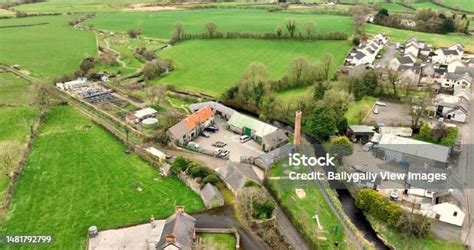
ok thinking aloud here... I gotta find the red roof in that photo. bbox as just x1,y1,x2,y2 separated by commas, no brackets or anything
184,106,214,129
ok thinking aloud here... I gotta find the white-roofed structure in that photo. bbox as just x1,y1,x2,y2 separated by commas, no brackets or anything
227,112,278,143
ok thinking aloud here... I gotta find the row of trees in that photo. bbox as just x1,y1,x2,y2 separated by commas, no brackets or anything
356,189,431,238
170,21,348,44
416,123,459,146
169,156,219,186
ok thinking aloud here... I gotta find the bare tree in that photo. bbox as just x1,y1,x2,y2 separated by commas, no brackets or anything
387,69,400,97
32,83,51,119
171,22,184,41
320,54,334,81
408,97,429,129
205,22,217,38
146,85,166,107
350,5,370,36
304,21,316,39
286,19,297,38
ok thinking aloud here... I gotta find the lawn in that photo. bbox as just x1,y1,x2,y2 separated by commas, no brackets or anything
267,161,346,249
412,1,452,11
440,0,474,12
367,215,465,250
199,233,236,250
1,106,204,248
156,39,351,96
345,96,377,125
0,73,31,106
366,24,474,52
10,0,156,13
0,15,96,80
89,9,353,39
377,3,414,13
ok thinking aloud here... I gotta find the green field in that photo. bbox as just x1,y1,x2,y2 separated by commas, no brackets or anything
441,0,474,12
412,1,452,11
0,73,31,106
345,96,377,125
268,162,346,248
378,3,414,13
9,0,157,13
0,15,96,80
156,39,351,96
366,24,474,52
1,106,204,248
90,9,353,39
199,233,236,249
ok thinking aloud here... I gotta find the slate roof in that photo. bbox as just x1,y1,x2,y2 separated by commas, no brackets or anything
200,183,224,208
454,66,474,78
349,125,375,134
257,144,295,169
398,55,415,65
157,209,196,250
354,51,366,60
190,101,235,118
262,130,288,148
217,162,259,192
445,72,472,82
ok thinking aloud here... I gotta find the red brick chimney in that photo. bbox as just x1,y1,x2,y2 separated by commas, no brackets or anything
294,111,302,145
175,205,185,214
165,234,176,244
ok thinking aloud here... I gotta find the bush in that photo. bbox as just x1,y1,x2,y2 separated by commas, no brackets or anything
244,179,262,188
202,174,219,185
169,156,189,176
188,165,212,179
252,198,275,220
328,136,353,161
127,28,141,38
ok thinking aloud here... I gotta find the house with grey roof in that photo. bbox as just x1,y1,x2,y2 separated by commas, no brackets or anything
200,183,224,209
262,129,289,152
433,93,470,123
190,101,236,120
217,162,259,194
344,33,385,67
157,206,196,250
432,44,464,64
254,144,295,170
440,72,472,90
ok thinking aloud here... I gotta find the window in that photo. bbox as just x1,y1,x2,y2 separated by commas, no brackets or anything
454,211,458,217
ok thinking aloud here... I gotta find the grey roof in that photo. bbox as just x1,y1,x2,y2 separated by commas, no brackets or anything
200,183,224,208
262,130,288,147
445,72,472,82
258,144,295,169
157,211,196,250
349,125,375,134
354,51,366,60
441,48,459,56
217,162,259,192
378,134,450,163
454,66,474,78
398,55,415,65
190,101,235,118
168,121,189,140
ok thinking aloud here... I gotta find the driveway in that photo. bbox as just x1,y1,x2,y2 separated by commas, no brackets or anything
366,102,412,127
192,117,264,162
376,43,397,68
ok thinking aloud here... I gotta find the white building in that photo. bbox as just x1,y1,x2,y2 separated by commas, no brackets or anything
432,44,464,64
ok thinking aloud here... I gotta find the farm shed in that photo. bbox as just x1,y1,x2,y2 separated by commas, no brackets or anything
167,106,214,145
145,147,167,163
347,125,375,142
190,101,236,120
217,162,259,194
255,144,295,170
261,129,289,152
226,112,278,143
200,183,224,209
379,127,413,137
376,134,450,168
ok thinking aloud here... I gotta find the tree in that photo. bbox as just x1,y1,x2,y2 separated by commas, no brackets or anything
286,19,297,38
320,54,334,81
127,28,141,38
288,57,311,87
142,60,163,80
238,62,271,107
409,97,428,129
32,83,50,119
350,5,370,36
387,69,400,97
328,136,353,162
79,57,95,74
170,156,189,175
171,22,184,42
0,141,17,180
275,26,283,37
205,22,217,38
146,85,166,107
417,123,433,142
308,105,337,140
304,21,316,39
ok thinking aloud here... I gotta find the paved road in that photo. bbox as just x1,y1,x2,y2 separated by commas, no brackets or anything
376,43,397,68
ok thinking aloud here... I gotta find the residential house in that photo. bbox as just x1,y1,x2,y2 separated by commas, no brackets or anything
447,60,467,73
399,63,422,84
168,106,214,145
375,134,450,168
389,54,416,71
227,112,278,144
440,72,472,90
430,202,465,227
432,44,464,64
200,183,224,209
433,93,470,123
261,129,289,152
190,101,236,120
157,206,196,250
344,34,385,67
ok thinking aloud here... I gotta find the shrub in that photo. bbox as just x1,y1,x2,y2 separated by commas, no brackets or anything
202,174,219,185
188,165,212,179
252,198,275,220
244,179,262,188
127,28,141,38
169,156,189,175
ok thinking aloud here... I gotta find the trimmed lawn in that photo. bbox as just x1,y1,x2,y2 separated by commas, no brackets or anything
0,15,96,80
267,162,346,249
199,233,236,250
441,0,474,12
345,96,377,125
0,73,31,106
366,24,474,52
367,215,465,250
1,106,204,248
90,9,353,39
156,39,351,96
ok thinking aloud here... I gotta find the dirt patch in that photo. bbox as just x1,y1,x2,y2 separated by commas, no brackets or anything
295,188,306,199
125,4,181,12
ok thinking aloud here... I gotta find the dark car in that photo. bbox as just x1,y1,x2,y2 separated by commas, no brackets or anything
205,125,219,133
200,131,211,138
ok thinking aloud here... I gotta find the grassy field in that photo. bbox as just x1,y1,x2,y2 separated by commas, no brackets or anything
345,96,377,125
9,0,158,13
156,39,351,96
0,73,31,106
0,15,96,80
1,106,204,248
367,215,465,250
412,1,452,11
366,24,474,52
199,233,236,249
440,0,474,12
268,162,346,248
89,9,353,39
377,3,414,13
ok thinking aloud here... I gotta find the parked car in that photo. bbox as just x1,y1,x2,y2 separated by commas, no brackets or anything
239,135,251,143
200,131,211,138
212,141,227,147
375,101,386,106
373,107,379,114
390,190,399,201
187,142,199,149
219,149,230,158
205,125,219,133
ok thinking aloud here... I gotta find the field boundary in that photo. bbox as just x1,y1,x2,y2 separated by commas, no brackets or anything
429,0,474,14
0,22,49,29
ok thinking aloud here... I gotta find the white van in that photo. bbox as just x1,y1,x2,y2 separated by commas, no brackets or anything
239,135,251,143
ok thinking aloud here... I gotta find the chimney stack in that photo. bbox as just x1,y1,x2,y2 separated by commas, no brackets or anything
165,234,176,244
294,111,302,145
175,205,185,214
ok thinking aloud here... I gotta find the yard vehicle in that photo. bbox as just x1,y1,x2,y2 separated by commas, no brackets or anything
205,125,219,132
373,107,379,114
376,101,386,106
390,190,399,201
187,142,199,149
200,131,211,138
239,135,251,143
212,141,227,147
214,148,230,159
